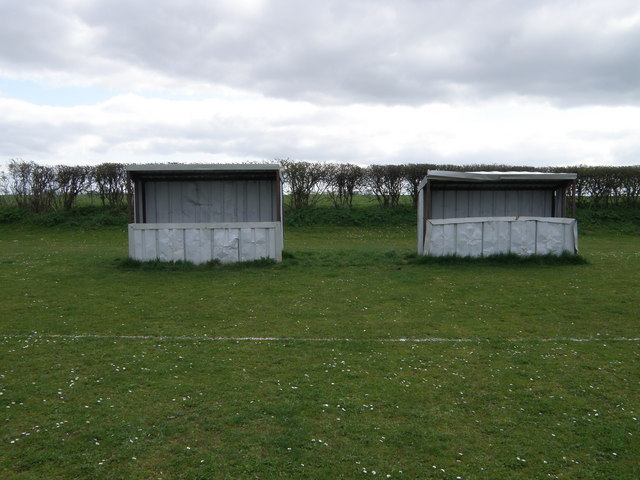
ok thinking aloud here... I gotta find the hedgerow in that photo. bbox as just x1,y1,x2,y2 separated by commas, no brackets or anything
1,160,638,216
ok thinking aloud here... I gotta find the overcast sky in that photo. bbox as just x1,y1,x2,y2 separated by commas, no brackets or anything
1,0,640,169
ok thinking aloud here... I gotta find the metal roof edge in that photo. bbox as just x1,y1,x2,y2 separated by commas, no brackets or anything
424,169,577,183
125,163,282,172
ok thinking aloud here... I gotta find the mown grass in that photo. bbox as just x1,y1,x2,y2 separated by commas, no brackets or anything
0,212,639,479
5,224,632,340
1,336,637,479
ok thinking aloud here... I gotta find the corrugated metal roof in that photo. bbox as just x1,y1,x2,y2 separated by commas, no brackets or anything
427,169,576,181
419,170,577,190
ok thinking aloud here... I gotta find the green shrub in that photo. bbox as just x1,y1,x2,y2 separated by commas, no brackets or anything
0,206,28,224
575,204,640,232
0,204,127,227
284,204,416,226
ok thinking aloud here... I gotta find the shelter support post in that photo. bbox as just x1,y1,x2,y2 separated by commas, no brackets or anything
423,181,430,249
126,171,133,224
134,179,143,224
276,172,282,222
571,180,577,218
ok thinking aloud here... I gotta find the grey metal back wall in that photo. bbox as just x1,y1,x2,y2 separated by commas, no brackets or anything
144,180,277,223
430,189,553,219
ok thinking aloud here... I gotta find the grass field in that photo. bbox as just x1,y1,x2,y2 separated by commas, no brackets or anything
0,220,639,479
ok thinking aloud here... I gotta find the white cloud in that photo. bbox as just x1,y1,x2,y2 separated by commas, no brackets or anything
1,93,639,169
2,0,640,104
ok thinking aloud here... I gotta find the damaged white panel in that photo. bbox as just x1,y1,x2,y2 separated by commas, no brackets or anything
565,221,579,253
536,221,563,255
482,221,510,256
456,221,482,257
269,228,276,259
129,222,281,264
428,224,445,257
185,228,212,264
154,228,183,262
142,229,157,261
239,228,260,262
169,229,185,262
129,227,138,260
213,228,240,264
156,229,173,262
510,220,536,256
253,227,269,259
442,223,457,256
423,217,578,257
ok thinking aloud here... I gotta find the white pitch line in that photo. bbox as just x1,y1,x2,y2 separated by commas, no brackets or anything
2,334,639,342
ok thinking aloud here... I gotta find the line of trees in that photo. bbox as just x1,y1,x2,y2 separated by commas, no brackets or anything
1,159,639,213
281,160,640,209
0,160,127,212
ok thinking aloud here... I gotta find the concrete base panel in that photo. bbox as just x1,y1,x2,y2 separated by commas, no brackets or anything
128,222,282,264
422,217,578,257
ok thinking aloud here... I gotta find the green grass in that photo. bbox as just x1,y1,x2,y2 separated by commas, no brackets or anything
1,336,637,479
0,220,639,479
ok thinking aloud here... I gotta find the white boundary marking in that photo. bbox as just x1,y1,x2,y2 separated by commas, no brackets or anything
2,334,639,343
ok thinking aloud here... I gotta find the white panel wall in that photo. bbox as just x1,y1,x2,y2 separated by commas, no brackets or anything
481,221,511,256
422,217,578,257
456,222,483,257
212,228,240,264
129,222,282,264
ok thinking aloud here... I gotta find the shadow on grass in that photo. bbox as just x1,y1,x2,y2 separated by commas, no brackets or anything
284,249,587,268
115,257,277,271
406,252,588,266
114,251,587,272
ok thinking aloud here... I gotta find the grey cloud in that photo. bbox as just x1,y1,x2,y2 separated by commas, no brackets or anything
0,1,99,74
2,0,640,106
